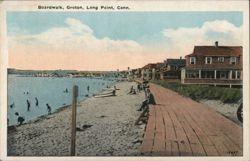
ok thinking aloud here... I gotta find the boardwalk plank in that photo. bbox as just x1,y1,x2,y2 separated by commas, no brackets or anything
190,143,207,156
202,145,219,156
171,140,180,156
209,135,231,156
139,83,243,156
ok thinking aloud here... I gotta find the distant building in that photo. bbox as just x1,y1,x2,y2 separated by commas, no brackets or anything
134,68,142,78
141,63,157,80
181,41,242,87
160,58,186,79
155,62,165,80
127,67,134,81
140,63,164,80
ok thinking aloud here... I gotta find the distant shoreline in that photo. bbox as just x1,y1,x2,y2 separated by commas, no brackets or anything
9,73,116,79
8,68,121,79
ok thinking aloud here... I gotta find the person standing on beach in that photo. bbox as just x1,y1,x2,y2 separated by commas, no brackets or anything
35,97,39,107
137,83,140,92
46,103,52,115
112,90,116,96
26,100,30,111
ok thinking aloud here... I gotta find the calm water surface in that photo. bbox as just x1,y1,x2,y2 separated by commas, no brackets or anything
7,74,116,126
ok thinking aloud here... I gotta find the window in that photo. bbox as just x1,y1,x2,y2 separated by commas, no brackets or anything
232,71,235,79
205,57,212,64
237,71,241,79
232,70,241,79
218,57,224,63
217,71,229,79
201,71,214,79
186,70,199,78
230,57,237,65
190,57,196,64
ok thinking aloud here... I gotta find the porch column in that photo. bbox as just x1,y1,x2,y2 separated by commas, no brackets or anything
229,70,232,80
181,68,185,84
199,70,201,79
235,71,238,79
214,70,217,79
152,68,155,80
146,69,148,80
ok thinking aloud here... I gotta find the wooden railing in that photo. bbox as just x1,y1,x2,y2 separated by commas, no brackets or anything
184,78,242,85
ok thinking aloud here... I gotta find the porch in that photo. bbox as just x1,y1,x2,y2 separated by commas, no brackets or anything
181,69,242,87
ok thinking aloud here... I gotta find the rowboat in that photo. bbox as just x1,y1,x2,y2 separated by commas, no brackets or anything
94,90,116,98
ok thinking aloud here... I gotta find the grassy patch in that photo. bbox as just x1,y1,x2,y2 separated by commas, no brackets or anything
151,80,242,103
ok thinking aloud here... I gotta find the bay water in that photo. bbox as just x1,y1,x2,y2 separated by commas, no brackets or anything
7,74,116,126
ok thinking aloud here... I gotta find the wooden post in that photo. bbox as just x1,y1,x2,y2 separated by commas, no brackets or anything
71,85,78,156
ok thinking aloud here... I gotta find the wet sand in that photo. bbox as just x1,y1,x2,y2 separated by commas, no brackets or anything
7,81,146,156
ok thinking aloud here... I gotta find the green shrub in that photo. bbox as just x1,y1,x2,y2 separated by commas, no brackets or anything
151,80,242,103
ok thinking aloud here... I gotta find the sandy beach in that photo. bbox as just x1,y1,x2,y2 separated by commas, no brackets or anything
7,81,146,156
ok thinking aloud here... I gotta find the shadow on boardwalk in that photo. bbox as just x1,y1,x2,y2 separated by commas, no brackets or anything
140,83,243,156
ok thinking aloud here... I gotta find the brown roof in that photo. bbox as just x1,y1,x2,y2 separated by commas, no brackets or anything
187,46,242,57
141,63,157,69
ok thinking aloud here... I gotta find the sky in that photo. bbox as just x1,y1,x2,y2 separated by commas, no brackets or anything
7,12,243,71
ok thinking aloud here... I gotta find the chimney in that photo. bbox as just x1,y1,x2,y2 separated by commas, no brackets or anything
215,41,219,48
180,56,182,59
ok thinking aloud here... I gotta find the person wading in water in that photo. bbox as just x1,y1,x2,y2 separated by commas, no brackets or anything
46,103,52,115
15,112,25,126
35,97,39,107
27,100,31,111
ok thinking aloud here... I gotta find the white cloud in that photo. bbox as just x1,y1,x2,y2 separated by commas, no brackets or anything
8,18,243,70
9,17,144,55
162,20,242,56
65,18,93,34
9,17,160,70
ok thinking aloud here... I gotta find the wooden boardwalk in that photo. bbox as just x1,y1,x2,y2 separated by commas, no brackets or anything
139,83,243,156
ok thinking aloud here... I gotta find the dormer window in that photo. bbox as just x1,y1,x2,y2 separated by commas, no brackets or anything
218,57,224,63
205,57,212,64
190,57,196,64
230,57,237,65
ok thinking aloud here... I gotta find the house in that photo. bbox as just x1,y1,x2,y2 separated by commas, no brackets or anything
134,68,142,78
181,41,242,88
155,62,165,79
160,58,186,79
140,63,164,80
141,63,157,80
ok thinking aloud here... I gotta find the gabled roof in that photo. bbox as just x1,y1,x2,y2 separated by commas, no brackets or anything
187,46,242,57
166,59,186,66
141,63,157,69
156,62,165,68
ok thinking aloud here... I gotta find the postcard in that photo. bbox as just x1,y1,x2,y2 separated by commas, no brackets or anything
0,1,249,161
